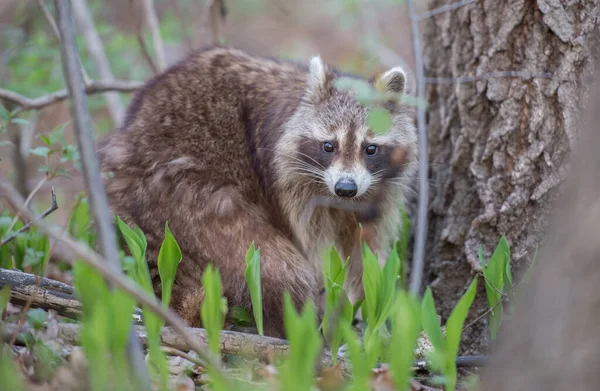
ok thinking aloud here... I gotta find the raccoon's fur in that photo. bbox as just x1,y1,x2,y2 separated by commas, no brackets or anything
97,46,418,338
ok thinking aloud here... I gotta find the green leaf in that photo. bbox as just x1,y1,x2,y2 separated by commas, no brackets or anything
244,242,263,335
38,164,52,173
321,283,353,363
54,167,71,179
157,221,182,308
22,248,46,268
229,305,254,327
40,134,51,147
420,287,445,361
200,264,227,356
333,77,375,104
0,104,8,121
29,146,50,157
280,292,322,391
361,242,381,326
340,323,371,391
0,285,11,314
26,308,48,331
390,290,421,391
367,107,392,134
443,276,478,391
482,236,510,340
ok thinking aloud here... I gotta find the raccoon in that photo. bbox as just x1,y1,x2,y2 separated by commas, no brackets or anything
97,46,418,338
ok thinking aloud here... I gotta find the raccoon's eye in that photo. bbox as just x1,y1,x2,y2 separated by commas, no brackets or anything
323,142,334,153
365,145,378,155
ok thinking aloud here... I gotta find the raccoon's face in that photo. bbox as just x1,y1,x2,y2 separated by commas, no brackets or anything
278,56,417,200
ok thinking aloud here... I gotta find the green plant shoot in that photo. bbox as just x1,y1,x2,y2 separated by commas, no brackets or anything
280,292,322,391
421,277,478,391
200,264,228,356
389,290,422,391
321,245,353,363
479,235,510,339
157,221,182,308
244,241,264,335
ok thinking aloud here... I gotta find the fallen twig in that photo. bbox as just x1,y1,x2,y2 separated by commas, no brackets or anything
1,322,348,374
0,187,58,247
0,268,80,319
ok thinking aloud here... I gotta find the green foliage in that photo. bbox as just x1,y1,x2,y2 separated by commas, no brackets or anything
73,262,138,391
389,290,421,391
479,235,510,340
361,241,401,366
0,286,10,315
340,323,371,391
157,222,183,308
0,345,29,391
321,246,353,363
116,217,179,391
367,107,393,134
279,292,322,391
421,278,478,391
200,264,228,356
244,242,264,335
67,194,95,248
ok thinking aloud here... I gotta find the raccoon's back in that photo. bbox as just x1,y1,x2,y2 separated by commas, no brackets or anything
102,47,309,191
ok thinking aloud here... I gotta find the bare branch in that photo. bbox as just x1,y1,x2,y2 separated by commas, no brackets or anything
140,0,167,71
129,0,159,75
0,80,142,112
0,176,227,381
53,0,150,386
407,0,429,295
71,0,126,125
0,187,57,247
2,322,349,375
416,0,477,21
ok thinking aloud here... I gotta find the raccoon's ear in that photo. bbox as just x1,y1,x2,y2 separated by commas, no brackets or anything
375,66,406,95
305,55,331,103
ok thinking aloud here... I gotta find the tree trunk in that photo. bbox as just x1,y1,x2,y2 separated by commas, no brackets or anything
421,0,599,353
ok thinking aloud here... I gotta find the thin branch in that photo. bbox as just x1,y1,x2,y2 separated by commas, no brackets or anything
407,0,429,295
416,0,477,21
71,0,125,125
140,0,167,71
130,0,159,75
53,1,150,387
0,80,143,112
0,177,228,382
0,187,57,247
161,346,205,368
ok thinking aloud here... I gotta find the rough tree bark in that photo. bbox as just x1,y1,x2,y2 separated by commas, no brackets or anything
420,0,600,353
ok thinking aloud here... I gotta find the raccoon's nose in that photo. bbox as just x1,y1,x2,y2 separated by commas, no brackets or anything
335,179,358,198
